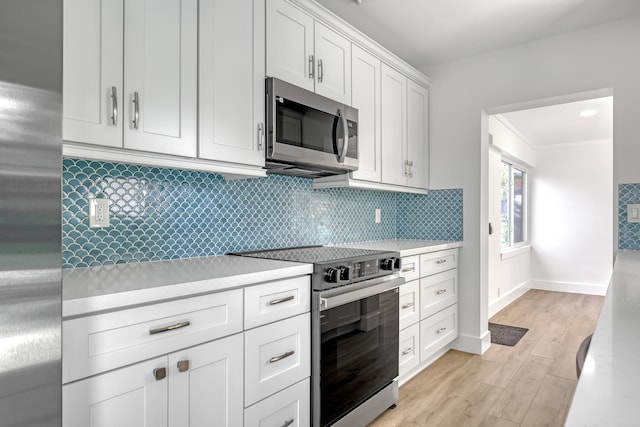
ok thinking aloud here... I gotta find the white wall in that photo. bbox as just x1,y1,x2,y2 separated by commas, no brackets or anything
424,14,640,354
530,141,613,295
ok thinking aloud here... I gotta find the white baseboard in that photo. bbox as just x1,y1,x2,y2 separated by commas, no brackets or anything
529,279,608,296
488,281,531,318
452,330,491,355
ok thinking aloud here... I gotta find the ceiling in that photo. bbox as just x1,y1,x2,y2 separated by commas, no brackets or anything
499,96,613,147
316,0,640,69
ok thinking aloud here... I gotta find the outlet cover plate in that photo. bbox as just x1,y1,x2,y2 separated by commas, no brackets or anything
89,198,110,228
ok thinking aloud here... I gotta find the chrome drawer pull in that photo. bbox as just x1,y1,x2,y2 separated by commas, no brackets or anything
401,265,415,273
282,419,294,427
435,259,447,265
270,350,295,363
402,347,413,355
149,320,191,335
269,295,295,305
435,289,447,295
110,86,118,125
401,302,414,309
132,91,139,129
153,367,166,381
436,327,447,334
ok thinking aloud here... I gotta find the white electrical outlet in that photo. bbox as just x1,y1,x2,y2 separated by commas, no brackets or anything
89,198,110,228
628,204,640,223
375,208,381,224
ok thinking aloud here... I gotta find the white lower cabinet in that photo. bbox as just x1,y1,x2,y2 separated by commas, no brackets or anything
244,378,310,427
398,322,420,378
63,333,243,427
398,249,459,384
244,313,311,407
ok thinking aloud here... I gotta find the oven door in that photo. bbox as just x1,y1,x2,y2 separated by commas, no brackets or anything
312,275,403,427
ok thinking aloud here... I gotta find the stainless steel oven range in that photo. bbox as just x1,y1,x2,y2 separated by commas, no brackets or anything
234,246,404,427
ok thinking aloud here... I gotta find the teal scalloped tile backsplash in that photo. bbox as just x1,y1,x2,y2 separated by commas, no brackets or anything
619,184,640,250
62,159,463,268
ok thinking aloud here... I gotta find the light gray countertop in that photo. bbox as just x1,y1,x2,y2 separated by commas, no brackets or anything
340,239,462,257
565,250,640,426
63,255,312,318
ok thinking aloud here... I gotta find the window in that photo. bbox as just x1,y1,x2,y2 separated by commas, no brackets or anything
501,161,527,248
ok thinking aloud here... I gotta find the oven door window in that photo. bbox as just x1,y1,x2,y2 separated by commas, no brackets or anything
320,288,399,426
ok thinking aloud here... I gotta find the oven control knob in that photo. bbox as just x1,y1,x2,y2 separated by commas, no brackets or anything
339,266,351,281
381,257,399,271
326,267,340,283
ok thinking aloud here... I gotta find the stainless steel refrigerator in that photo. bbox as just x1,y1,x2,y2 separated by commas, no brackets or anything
0,1,63,426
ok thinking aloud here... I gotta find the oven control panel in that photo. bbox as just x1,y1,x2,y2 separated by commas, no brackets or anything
324,257,400,285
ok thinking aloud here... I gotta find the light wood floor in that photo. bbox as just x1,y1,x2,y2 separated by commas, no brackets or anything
369,289,604,427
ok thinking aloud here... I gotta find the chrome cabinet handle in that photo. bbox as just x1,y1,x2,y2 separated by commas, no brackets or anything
281,419,294,427
436,327,447,334
269,295,295,305
318,59,323,82
149,320,190,335
435,289,447,295
269,350,294,363
110,86,118,125
337,108,349,163
401,264,415,273
132,91,139,129
309,55,315,79
401,302,414,309
402,347,413,355
435,259,447,265
153,367,167,381
177,360,190,373
404,160,409,176
408,160,414,178
257,122,265,151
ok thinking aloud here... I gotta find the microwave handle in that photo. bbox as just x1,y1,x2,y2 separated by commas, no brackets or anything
337,108,349,163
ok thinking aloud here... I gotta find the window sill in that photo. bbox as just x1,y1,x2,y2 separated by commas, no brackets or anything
500,245,531,260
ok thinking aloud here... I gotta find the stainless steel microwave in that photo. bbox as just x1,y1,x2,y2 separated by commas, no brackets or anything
265,77,358,178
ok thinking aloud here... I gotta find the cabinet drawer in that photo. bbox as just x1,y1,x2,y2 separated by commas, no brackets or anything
419,269,457,319
420,304,458,362
399,255,420,282
399,280,419,330
245,276,311,329
63,289,243,384
244,378,310,427
245,313,311,406
419,249,458,277
399,323,420,378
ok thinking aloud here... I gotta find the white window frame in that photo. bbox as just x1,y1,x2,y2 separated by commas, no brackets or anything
501,160,528,250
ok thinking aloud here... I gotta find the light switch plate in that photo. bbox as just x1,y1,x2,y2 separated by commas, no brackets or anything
89,198,110,228
627,204,640,223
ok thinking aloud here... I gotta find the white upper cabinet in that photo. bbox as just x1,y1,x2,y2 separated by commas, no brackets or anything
380,64,429,189
350,45,381,183
63,0,123,148
381,64,407,187
266,0,351,104
406,79,429,189
198,0,265,167
123,0,197,157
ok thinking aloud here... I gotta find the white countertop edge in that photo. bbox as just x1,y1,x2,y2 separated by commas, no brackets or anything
63,263,312,318
340,239,463,257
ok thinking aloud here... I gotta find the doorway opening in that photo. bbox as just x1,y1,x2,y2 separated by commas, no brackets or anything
484,92,613,317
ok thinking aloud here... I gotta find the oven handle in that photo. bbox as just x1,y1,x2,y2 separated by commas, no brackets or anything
318,275,404,311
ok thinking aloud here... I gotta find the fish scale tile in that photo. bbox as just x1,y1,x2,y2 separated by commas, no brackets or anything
62,158,463,268
619,184,640,250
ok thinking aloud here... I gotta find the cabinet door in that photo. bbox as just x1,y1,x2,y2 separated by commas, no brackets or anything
199,0,265,167
350,45,381,182
63,0,123,148
406,79,429,189
266,0,314,92
63,357,168,427
168,334,243,427
380,63,407,186
399,322,420,379
123,0,197,157
314,22,351,104
244,378,310,427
